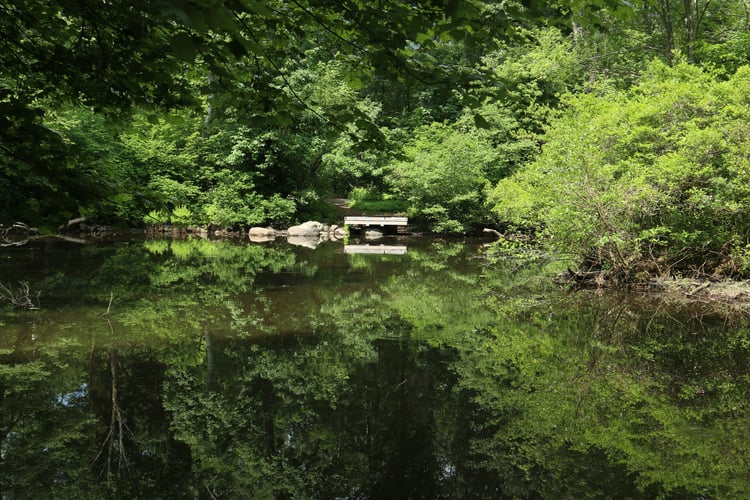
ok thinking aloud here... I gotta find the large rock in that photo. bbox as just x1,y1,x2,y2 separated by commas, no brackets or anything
248,227,276,237
248,227,276,242
287,221,323,236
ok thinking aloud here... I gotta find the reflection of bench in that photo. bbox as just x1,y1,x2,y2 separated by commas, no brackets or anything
344,245,408,255
344,216,408,227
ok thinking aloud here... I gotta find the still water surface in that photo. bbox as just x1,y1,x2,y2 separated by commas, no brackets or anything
1,236,749,498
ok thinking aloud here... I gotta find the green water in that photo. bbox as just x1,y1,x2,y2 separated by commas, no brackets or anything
1,236,748,499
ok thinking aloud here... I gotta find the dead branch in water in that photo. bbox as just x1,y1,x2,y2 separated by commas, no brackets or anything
99,292,114,318
1,222,36,246
0,281,40,309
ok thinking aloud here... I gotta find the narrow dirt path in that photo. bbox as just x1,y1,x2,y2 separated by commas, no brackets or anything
329,198,363,216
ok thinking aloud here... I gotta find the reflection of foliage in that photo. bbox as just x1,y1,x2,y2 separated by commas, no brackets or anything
1,239,750,497
159,292,384,496
382,241,490,342
451,293,750,498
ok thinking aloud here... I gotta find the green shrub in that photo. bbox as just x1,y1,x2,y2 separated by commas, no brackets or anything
143,209,169,225
491,60,750,280
385,103,535,233
170,205,193,226
201,170,296,227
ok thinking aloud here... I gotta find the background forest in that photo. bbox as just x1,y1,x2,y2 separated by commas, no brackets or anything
4,0,750,280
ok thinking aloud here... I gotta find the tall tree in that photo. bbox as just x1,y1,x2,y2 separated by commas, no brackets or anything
0,0,629,223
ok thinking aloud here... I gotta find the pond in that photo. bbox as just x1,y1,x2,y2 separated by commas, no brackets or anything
1,235,749,499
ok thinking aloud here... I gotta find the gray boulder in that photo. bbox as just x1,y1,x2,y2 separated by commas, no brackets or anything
248,227,276,237
287,221,323,236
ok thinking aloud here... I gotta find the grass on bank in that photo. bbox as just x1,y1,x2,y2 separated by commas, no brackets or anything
347,188,408,215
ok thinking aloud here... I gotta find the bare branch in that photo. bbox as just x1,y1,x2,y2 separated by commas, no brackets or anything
0,281,40,309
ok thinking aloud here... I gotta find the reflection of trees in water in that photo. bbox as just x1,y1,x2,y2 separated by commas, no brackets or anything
2,239,750,497
481,292,750,498
93,347,132,480
571,292,750,405
93,304,134,480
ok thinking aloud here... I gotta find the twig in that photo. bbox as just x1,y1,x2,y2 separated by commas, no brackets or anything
483,228,502,238
686,281,711,297
205,485,219,500
99,292,113,317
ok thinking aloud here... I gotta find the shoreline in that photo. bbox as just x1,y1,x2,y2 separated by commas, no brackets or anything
6,221,750,307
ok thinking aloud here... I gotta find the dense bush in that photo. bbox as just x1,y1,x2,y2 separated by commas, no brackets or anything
491,61,750,280
386,104,535,233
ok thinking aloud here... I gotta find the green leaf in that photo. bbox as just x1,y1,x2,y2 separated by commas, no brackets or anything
170,32,198,62
473,112,490,129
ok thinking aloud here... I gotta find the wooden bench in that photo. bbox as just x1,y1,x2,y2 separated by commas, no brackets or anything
344,216,408,227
